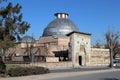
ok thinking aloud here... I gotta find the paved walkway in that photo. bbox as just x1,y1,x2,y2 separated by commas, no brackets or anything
0,68,120,80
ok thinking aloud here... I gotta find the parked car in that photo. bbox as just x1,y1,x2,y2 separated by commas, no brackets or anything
113,59,120,67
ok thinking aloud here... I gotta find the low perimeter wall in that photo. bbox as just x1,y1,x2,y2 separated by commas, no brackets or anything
90,48,110,66
21,61,72,69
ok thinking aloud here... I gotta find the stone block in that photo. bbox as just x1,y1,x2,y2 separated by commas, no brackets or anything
46,57,59,62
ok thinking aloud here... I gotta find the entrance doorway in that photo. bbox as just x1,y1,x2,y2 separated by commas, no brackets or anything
79,56,82,65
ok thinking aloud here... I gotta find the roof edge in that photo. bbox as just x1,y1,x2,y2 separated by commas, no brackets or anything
67,31,91,36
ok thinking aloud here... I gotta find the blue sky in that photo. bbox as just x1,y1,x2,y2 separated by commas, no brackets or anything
1,0,120,45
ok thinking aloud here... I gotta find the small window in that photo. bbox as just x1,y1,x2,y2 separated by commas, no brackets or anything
82,38,84,41
86,42,88,44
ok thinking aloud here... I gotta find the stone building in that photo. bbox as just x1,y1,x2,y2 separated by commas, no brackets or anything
67,32,110,67
4,13,110,67
35,13,79,62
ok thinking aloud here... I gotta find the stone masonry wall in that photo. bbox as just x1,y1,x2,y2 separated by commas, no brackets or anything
89,48,110,66
21,62,73,69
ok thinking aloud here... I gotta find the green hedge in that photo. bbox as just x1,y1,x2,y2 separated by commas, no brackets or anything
8,66,49,77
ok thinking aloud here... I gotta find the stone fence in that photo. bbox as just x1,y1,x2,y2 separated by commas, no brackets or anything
20,61,73,69
90,48,110,66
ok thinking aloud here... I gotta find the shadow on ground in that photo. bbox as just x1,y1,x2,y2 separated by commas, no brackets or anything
101,78,120,80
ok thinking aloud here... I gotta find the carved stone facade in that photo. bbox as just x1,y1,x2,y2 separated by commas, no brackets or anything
68,32,110,67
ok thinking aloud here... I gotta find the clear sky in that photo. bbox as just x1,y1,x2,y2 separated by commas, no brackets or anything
1,0,120,45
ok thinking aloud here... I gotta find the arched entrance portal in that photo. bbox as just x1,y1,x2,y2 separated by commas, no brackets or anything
79,45,85,66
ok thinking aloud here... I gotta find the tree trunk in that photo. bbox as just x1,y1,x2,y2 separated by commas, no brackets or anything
110,48,113,68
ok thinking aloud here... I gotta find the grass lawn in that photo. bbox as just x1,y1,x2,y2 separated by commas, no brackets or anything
6,64,20,71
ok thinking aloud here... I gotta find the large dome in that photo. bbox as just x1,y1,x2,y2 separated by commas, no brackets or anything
42,13,79,37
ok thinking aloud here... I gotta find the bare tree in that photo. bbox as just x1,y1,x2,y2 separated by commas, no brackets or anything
113,41,120,58
105,29,120,68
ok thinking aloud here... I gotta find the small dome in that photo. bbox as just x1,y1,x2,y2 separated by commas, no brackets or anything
21,36,35,43
42,13,79,37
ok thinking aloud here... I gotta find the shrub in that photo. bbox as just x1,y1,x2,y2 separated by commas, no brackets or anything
8,66,49,77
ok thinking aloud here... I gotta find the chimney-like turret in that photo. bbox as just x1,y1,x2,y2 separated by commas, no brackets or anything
54,13,68,19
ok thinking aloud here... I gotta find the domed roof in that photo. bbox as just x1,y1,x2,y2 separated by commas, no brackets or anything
21,36,35,43
42,13,79,37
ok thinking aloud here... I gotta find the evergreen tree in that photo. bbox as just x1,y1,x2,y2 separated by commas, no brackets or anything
0,56,6,74
0,1,30,56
